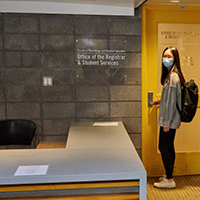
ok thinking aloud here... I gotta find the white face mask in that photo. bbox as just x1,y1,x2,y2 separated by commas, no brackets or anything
162,58,174,68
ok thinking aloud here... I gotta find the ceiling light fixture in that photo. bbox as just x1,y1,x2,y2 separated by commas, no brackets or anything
170,0,180,2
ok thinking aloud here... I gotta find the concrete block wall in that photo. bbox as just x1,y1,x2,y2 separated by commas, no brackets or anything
0,8,142,155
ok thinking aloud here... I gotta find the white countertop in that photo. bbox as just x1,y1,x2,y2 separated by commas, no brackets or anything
67,121,134,148
0,146,145,185
0,122,146,189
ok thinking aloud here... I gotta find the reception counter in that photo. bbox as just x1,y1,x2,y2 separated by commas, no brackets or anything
0,122,146,200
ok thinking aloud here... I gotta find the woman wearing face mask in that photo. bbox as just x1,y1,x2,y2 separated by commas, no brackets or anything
152,47,185,189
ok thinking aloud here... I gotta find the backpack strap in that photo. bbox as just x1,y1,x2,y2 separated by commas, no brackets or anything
176,103,181,117
176,82,185,118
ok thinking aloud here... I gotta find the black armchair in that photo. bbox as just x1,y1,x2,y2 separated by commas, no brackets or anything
0,119,37,146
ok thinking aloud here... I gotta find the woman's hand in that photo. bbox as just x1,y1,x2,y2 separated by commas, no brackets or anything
163,124,170,132
152,100,160,106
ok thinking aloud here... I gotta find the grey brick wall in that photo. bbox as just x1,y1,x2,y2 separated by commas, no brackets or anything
0,8,142,155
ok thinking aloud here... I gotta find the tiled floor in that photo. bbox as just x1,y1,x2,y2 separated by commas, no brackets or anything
147,175,200,200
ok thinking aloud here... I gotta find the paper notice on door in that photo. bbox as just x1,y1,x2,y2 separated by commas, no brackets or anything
14,165,49,176
93,122,118,126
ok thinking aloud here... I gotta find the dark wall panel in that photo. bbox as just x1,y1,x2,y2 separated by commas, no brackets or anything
0,9,142,155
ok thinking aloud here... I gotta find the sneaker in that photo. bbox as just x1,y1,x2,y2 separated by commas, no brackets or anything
154,179,176,189
159,175,166,182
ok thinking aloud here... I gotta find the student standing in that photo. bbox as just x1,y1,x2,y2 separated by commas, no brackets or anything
152,47,185,189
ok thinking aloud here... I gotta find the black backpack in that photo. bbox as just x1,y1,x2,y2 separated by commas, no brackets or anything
176,79,199,123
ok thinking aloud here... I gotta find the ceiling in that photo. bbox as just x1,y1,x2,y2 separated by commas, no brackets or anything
0,0,199,15
0,0,147,15
145,0,200,6
0,0,146,8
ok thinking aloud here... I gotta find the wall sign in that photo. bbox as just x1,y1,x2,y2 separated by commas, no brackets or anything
77,49,126,67
158,23,200,93
75,38,127,80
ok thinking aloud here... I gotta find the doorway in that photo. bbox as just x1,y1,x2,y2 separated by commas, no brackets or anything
142,4,200,176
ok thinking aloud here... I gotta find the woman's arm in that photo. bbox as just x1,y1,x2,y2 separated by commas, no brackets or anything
163,73,180,130
152,100,160,105
163,124,170,132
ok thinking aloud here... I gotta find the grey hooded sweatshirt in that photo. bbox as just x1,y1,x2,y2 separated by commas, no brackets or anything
158,72,182,129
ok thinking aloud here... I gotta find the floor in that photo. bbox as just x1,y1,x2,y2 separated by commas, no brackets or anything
147,175,200,200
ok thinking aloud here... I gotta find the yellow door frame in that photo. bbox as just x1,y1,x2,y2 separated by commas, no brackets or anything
142,4,200,176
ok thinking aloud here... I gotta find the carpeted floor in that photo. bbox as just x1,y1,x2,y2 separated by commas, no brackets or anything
147,175,200,200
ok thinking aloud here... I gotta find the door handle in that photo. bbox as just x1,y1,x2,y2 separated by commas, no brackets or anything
148,91,153,107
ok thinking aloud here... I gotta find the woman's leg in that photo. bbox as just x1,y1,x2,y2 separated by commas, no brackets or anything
168,130,176,176
159,127,176,179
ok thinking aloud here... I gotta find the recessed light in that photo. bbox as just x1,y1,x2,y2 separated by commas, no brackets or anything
170,0,180,2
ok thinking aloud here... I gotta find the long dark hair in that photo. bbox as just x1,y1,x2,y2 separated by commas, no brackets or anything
161,47,186,86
